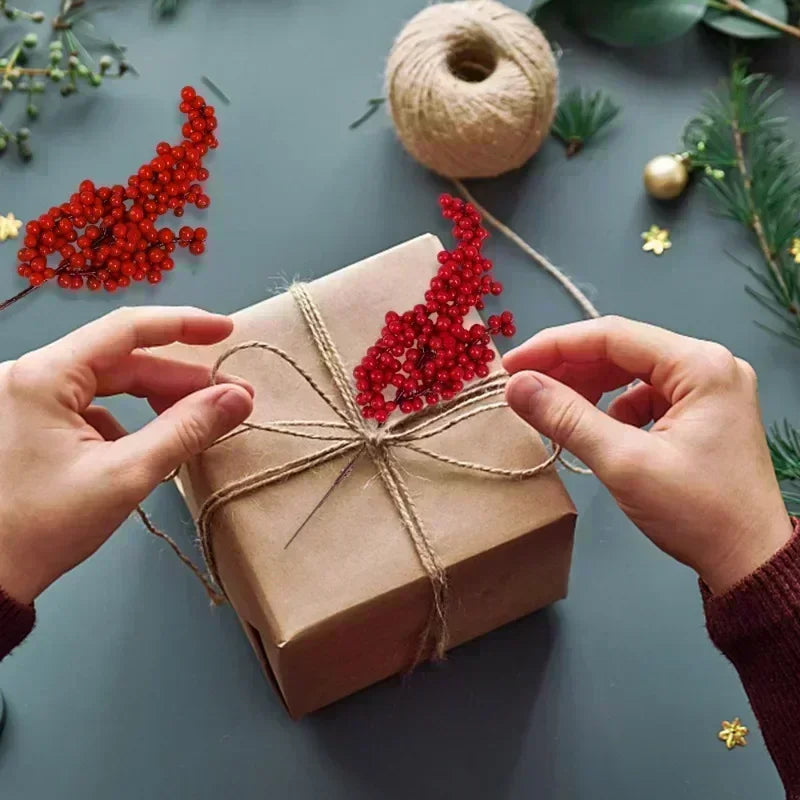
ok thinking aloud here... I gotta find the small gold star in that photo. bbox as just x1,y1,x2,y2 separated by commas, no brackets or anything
718,718,748,750
790,238,800,264
641,224,671,256
0,212,23,242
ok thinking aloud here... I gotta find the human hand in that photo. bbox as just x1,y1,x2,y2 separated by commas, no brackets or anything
503,316,793,594
0,307,254,605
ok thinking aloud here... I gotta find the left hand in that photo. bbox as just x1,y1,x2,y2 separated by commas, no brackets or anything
0,306,254,604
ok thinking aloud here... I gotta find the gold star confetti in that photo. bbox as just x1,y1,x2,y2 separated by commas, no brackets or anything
641,224,671,256
0,212,22,242
790,238,800,264
718,718,748,750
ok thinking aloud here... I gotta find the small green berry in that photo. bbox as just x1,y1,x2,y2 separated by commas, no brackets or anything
23,33,38,48
76,63,89,77
99,55,113,74
49,51,62,65
31,10,46,22
0,59,7,69
68,54,79,68
713,168,725,180
697,140,706,152
1,79,13,92
31,79,44,94
17,79,29,92
49,40,62,51
18,142,32,162
49,67,64,81
89,72,102,87
16,127,30,141
26,103,38,119
0,137,7,152
4,8,19,20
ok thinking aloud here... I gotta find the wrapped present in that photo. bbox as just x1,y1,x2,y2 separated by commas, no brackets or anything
162,234,576,718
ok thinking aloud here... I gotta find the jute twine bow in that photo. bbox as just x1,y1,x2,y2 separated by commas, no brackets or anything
140,283,587,664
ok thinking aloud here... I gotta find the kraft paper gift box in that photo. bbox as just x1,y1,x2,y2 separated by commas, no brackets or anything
162,233,577,718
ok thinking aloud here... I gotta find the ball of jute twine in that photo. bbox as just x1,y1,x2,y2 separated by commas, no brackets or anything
386,0,558,179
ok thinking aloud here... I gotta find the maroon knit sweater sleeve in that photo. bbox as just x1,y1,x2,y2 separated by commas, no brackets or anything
0,585,35,661
702,518,800,799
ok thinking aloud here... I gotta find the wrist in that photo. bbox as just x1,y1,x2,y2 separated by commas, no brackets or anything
0,524,47,605
700,513,794,594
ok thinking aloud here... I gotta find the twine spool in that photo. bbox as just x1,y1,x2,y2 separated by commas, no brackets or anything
385,0,558,179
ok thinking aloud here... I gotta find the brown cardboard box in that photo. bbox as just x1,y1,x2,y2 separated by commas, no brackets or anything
164,234,576,718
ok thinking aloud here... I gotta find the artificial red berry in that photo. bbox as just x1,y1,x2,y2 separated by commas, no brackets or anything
10,86,216,302
352,194,511,422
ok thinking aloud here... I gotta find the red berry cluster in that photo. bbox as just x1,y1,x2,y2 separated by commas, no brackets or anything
14,86,217,295
353,193,515,423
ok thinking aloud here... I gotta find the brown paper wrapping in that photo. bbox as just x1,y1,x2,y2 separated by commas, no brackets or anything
162,234,576,718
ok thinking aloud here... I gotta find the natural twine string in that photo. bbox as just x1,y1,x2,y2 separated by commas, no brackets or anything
137,283,584,663
385,0,558,179
451,180,601,320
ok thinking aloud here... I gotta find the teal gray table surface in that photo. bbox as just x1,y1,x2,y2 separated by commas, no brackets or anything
0,1,797,797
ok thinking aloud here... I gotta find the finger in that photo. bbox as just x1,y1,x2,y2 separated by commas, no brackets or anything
108,384,253,493
548,360,639,402
503,316,697,401
95,352,254,400
49,307,234,371
607,382,671,428
82,405,129,441
506,370,645,477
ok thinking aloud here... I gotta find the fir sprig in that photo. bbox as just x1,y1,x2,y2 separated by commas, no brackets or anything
683,61,800,346
768,421,800,513
551,88,620,157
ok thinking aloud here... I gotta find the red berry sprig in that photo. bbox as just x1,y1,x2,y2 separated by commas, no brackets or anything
353,193,515,423
3,85,217,309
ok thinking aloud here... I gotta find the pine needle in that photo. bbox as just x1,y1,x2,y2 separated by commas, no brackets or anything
768,420,800,513
551,87,620,157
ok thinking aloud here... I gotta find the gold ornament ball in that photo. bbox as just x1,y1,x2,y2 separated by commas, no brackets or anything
643,155,689,200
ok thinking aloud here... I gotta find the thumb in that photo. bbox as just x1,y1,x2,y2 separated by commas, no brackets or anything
110,383,253,494
506,371,629,476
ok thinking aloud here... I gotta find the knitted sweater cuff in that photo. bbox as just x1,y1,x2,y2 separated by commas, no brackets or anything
702,517,800,798
0,584,35,661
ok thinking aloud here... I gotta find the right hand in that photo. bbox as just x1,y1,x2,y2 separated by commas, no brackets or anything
503,316,793,594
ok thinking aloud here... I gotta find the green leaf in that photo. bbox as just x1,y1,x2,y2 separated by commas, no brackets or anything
703,0,787,38
566,0,708,46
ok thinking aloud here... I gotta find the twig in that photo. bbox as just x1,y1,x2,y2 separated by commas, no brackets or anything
730,115,792,301
724,0,800,39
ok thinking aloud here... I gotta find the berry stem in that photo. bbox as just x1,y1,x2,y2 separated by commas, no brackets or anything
0,282,40,311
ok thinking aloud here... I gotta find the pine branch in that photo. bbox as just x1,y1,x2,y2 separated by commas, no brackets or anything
551,88,620,157
683,61,800,344
768,420,800,513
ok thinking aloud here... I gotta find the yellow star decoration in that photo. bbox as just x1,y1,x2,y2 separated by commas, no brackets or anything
790,237,800,264
0,212,23,242
641,224,672,256
718,718,749,750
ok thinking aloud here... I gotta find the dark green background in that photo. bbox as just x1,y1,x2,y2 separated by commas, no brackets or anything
0,1,797,797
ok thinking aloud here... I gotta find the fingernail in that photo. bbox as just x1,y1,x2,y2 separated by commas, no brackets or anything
216,372,255,397
214,385,253,417
507,372,544,412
